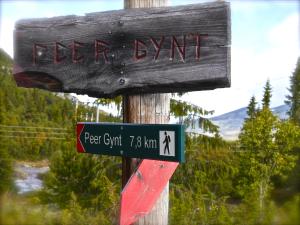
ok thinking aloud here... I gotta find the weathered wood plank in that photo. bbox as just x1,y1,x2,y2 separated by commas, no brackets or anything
14,1,231,98
122,92,173,225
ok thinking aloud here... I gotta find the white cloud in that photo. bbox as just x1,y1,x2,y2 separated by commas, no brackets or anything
12,0,38,9
0,18,15,57
268,13,299,50
181,13,299,116
232,0,298,13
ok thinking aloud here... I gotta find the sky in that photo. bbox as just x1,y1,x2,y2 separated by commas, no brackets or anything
0,0,299,116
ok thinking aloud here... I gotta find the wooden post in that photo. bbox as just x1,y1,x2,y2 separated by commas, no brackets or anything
123,95,171,225
122,1,170,224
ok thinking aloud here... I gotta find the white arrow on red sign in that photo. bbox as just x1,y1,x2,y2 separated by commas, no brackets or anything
120,160,179,225
76,123,85,153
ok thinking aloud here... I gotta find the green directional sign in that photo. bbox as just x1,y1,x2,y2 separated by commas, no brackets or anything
77,123,185,163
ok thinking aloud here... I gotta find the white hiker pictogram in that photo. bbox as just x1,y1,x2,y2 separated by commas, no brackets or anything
159,131,175,156
163,131,171,154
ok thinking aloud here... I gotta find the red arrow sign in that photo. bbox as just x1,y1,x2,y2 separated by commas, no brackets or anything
76,123,85,153
120,160,179,225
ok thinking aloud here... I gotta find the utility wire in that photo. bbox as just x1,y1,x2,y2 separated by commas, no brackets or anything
0,124,68,130
0,130,68,135
0,135,67,140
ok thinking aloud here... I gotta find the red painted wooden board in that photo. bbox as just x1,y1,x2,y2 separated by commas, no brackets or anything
120,159,179,225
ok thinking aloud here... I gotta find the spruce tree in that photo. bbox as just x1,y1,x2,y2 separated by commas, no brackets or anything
247,96,258,119
262,80,272,109
239,85,300,222
285,58,300,125
240,96,259,153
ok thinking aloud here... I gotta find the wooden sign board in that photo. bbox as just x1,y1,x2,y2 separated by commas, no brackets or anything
13,1,231,98
77,122,185,162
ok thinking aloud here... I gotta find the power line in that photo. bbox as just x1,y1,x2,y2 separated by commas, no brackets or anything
0,135,67,140
0,130,68,135
0,124,68,130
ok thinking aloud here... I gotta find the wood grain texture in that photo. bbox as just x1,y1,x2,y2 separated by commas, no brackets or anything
125,0,169,8
122,93,171,225
122,5,171,225
14,1,231,98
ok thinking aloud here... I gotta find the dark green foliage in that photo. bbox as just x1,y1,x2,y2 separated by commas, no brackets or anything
262,80,272,109
0,142,13,195
0,51,13,196
240,96,261,153
170,98,219,134
0,48,120,160
286,57,300,125
0,51,72,160
246,96,258,119
94,96,122,116
170,135,238,224
237,83,300,223
41,141,120,222
41,121,120,224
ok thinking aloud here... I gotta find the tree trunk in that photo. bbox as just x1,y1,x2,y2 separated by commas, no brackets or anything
259,179,267,223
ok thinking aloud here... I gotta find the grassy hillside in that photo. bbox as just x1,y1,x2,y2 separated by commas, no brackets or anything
0,48,120,160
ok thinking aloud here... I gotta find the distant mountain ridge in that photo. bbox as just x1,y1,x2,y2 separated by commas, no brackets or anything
210,105,290,140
